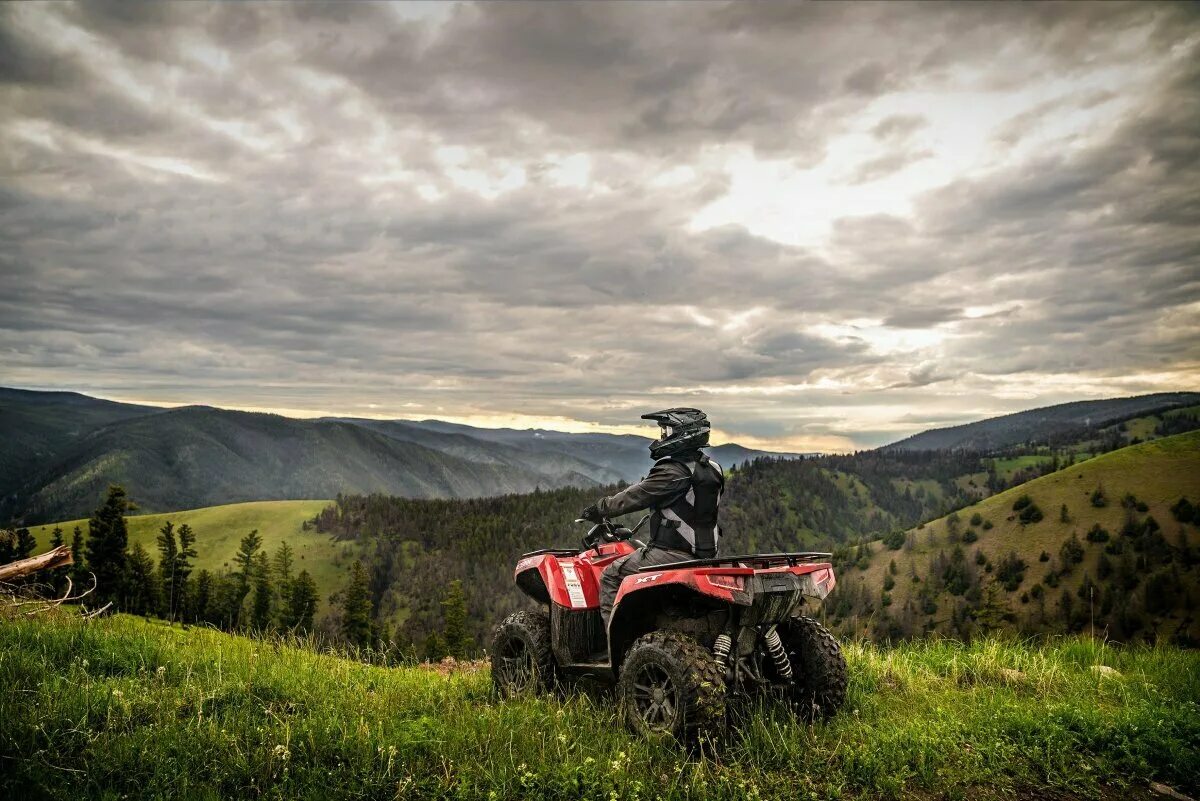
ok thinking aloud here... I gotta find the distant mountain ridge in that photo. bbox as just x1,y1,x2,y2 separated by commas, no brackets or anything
0,388,797,523
885,392,1200,452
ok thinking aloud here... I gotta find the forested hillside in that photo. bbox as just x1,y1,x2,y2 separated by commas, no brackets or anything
0,388,156,511
886,392,1200,451
0,388,792,523
828,431,1200,644
14,406,594,523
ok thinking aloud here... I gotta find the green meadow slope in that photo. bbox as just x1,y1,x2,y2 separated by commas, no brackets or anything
29,500,348,609
833,431,1200,642
2,612,1197,800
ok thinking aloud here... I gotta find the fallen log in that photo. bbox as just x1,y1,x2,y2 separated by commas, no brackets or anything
0,545,74,583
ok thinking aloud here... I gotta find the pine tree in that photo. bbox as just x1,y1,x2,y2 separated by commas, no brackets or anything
340,561,373,649
175,524,197,620
69,526,88,591
272,541,295,616
251,552,273,631
442,579,470,660
423,631,448,662
283,569,318,632
231,529,262,628
85,485,132,607
156,521,179,619
48,527,68,595
125,542,160,616
16,528,36,559
0,529,13,564
191,569,213,624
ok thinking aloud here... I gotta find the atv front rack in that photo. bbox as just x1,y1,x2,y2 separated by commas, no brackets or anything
519,547,582,558
635,552,833,572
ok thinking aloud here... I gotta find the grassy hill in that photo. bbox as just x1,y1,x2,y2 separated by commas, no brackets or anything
28,500,348,611
833,431,1200,643
2,612,1197,800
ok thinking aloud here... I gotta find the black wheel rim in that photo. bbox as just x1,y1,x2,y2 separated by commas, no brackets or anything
630,663,679,730
497,636,534,689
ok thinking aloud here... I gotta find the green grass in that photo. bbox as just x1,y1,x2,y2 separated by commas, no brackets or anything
989,454,1053,481
28,500,346,610
2,612,1196,800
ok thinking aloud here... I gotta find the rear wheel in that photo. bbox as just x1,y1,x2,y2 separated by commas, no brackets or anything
618,631,725,740
778,616,848,720
490,610,555,696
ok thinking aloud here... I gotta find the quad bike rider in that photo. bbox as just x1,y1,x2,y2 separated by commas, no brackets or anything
491,408,848,741
580,408,725,630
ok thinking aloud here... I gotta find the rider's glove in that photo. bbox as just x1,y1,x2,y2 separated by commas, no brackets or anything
579,504,602,522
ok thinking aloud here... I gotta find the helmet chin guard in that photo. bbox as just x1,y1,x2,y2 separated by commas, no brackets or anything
641,408,710,460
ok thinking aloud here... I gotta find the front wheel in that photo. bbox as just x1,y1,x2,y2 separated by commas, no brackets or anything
490,610,555,696
777,616,848,720
617,631,725,740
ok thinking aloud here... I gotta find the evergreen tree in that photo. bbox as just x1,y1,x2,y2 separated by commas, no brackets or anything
156,521,179,619
250,552,273,631
423,631,448,662
85,485,132,607
283,569,319,632
69,526,88,591
272,541,294,585
175,524,197,619
442,579,470,660
272,541,295,615
125,542,160,616
191,569,213,624
0,529,13,564
48,526,68,595
340,561,373,649
16,528,36,559
230,529,262,628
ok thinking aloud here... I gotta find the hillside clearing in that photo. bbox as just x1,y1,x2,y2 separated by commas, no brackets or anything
27,500,346,610
1,612,1197,800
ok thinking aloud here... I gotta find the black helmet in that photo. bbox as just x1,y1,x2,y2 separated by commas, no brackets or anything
641,407,710,460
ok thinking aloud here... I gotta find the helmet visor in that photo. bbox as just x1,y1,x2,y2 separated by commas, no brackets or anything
659,424,674,439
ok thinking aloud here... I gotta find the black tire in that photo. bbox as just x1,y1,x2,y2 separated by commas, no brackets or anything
490,610,555,696
617,631,726,740
778,616,848,720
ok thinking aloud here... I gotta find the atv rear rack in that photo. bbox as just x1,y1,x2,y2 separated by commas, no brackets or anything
635,552,833,572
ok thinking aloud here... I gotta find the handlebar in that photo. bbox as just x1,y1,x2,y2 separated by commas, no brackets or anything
577,514,650,551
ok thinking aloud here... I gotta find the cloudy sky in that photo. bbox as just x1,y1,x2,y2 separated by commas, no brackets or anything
2,2,1198,450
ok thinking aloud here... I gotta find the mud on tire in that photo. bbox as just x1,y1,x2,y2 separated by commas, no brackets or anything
490,609,555,696
617,631,726,740
779,616,848,720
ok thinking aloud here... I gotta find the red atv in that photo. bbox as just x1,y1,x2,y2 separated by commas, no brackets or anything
490,516,848,740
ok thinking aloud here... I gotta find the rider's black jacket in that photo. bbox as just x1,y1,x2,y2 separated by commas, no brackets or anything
593,449,724,557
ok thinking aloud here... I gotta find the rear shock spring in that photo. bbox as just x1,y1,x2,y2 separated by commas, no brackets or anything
712,633,733,668
763,627,793,681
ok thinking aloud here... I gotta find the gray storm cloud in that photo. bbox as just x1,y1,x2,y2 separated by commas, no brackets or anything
1,1,1197,450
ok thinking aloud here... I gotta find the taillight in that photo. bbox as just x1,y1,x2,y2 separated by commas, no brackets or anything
709,574,745,590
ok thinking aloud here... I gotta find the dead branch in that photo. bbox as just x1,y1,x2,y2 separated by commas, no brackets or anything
2,570,103,618
0,545,74,582
81,601,112,620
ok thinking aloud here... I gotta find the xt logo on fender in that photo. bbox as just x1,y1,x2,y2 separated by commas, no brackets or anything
635,573,662,584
